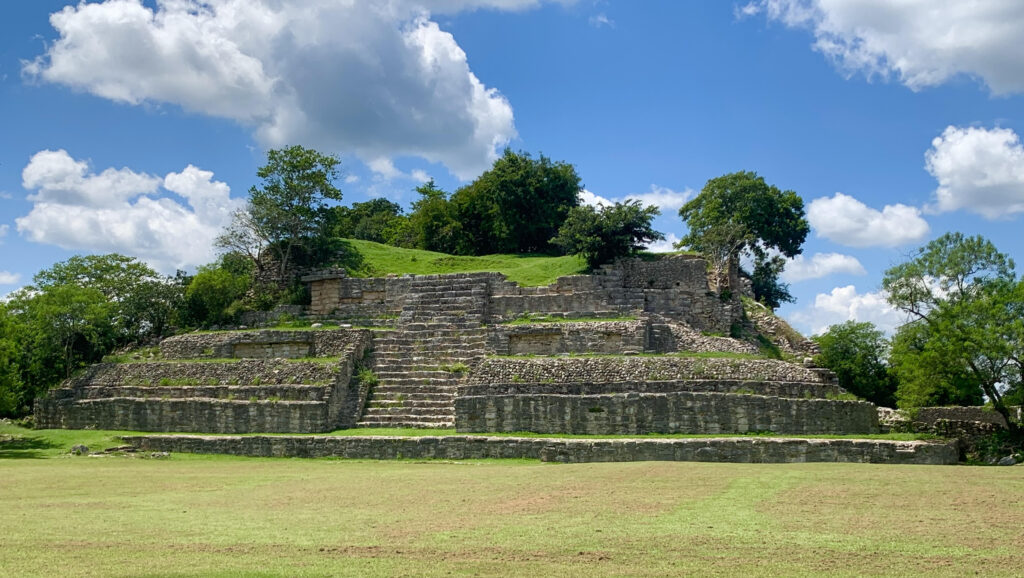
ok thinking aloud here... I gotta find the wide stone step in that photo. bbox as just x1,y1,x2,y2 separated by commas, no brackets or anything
373,382,458,392
355,415,455,428
354,420,454,428
362,406,454,417
367,391,455,401
368,399,452,408
377,376,458,385
375,370,453,379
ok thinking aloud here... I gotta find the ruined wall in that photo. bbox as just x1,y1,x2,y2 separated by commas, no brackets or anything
458,378,846,399
63,360,338,387
304,256,744,334
36,331,372,433
304,271,409,320
486,321,647,356
160,329,369,360
37,398,328,433
124,434,958,465
455,392,878,435
469,356,835,385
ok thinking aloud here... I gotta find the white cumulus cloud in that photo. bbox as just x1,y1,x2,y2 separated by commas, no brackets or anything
22,0,548,179
15,150,241,274
744,0,1024,94
0,271,21,285
580,185,692,213
782,252,866,283
925,125,1024,219
807,192,929,248
787,285,908,336
646,233,681,253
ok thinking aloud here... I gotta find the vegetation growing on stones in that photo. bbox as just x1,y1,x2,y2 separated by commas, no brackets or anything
678,171,808,306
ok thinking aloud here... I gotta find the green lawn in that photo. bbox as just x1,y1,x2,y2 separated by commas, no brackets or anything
340,238,589,286
1,426,1021,577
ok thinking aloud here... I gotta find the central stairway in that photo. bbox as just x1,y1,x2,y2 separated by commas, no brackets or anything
357,275,490,428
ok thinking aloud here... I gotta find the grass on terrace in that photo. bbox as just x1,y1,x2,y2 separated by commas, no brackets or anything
1,424,1021,577
339,238,590,286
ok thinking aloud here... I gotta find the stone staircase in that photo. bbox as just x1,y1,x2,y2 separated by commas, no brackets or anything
358,275,490,429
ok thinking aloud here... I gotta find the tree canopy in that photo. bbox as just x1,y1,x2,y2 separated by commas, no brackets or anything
882,233,1022,429
551,200,664,269
220,146,343,280
678,171,808,301
449,149,581,255
812,321,898,407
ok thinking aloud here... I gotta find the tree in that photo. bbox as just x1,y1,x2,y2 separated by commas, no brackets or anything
551,200,664,269
749,254,794,310
678,171,808,298
181,257,254,328
889,320,985,408
812,321,898,407
406,180,461,254
882,233,1022,430
330,198,407,245
226,146,343,280
30,253,182,342
450,149,581,255
0,304,26,417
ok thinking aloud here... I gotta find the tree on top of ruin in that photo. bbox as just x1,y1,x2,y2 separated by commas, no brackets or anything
217,146,343,281
678,171,808,304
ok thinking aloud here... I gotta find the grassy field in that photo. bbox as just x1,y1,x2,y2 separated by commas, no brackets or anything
339,238,590,286
2,426,1022,577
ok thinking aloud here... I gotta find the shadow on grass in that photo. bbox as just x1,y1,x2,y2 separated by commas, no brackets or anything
0,434,60,459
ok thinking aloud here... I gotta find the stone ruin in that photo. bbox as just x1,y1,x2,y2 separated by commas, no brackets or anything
36,255,959,464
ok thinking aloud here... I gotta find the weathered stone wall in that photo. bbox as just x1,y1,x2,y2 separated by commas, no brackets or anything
123,434,958,465
160,329,370,360
486,321,647,356
304,256,744,334
36,330,372,433
469,356,835,385
455,392,878,435
37,399,328,433
64,360,339,387
458,378,846,399
645,318,760,354
303,271,409,320
47,384,327,401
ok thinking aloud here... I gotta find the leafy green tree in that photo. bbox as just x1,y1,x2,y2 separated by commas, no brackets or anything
450,149,581,255
181,257,253,328
30,253,182,342
889,320,985,408
0,304,26,417
225,146,343,280
551,200,664,269
331,198,407,244
883,233,1022,429
812,321,898,407
406,180,461,254
678,171,808,298
749,255,794,310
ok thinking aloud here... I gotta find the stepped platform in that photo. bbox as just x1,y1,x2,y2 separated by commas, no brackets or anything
35,330,372,434
121,434,958,465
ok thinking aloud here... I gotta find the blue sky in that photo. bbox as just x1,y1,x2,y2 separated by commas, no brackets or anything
2,0,1023,336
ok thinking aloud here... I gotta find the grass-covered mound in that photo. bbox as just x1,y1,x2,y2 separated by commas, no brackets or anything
336,239,590,286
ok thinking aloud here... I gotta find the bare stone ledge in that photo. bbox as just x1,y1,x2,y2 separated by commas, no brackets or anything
121,435,958,465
